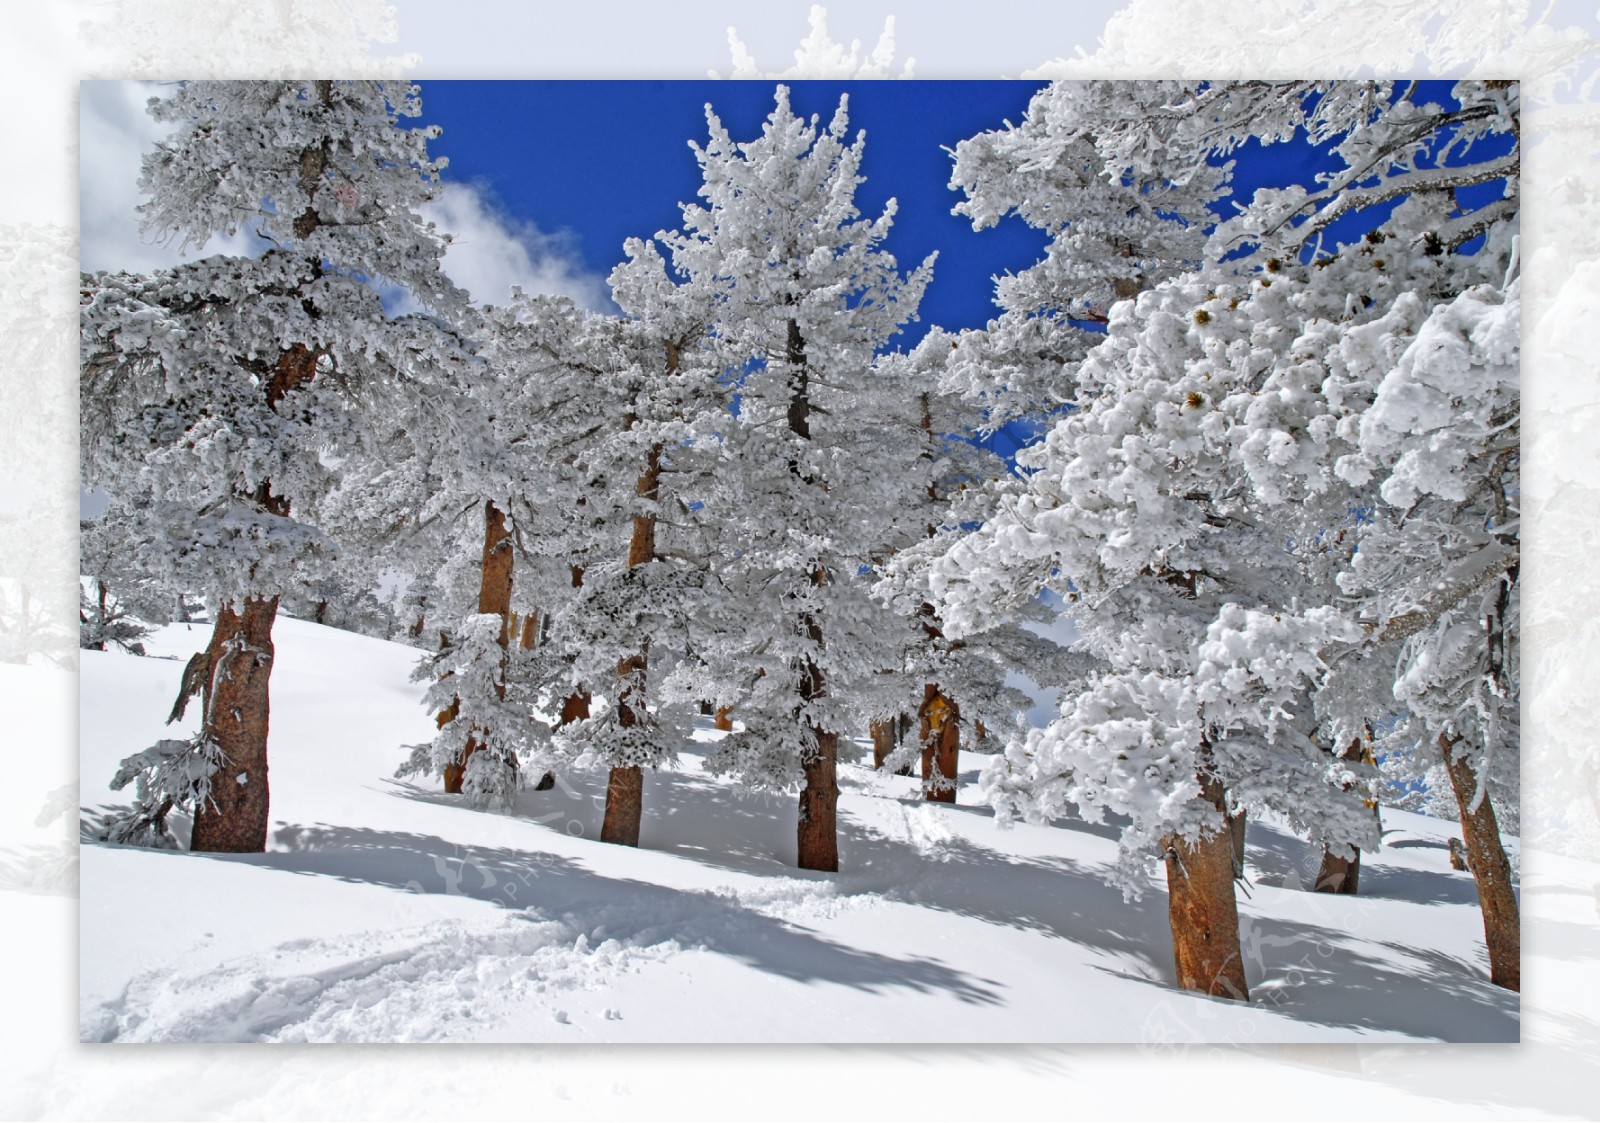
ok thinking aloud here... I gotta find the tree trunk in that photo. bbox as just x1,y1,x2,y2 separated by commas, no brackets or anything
190,334,320,851
1313,732,1371,894
1227,808,1247,877
556,563,592,728
1162,772,1248,1000
93,580,110,651
871,718,894,770
796,592,837,872
434,636,464,790
602,642,647,846
913,398,960,805
798,727,839,872
506,607,556,791
1440,733,1520,991
871,715,914,773
601,432,664,847
560,690,590,724
601,764,643,847
785,316,838,872
919,684,959,803
444,501,515,794
190,596,278,853
1314,844,1360,894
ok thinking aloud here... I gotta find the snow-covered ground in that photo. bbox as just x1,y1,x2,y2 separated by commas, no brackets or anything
78,617,1530,1044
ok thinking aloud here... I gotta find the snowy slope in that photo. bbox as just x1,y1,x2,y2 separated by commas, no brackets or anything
79,618,1525,1043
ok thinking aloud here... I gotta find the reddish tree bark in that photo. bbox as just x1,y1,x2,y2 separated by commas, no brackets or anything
1441,733,1520,991
443,501,515,794
187,98,334,854
785,317,839,873
559,689,591,724
601,765,643,847
798,724,840,872
870,718,894,770
1314,845,1361,894
602,434,663,847
1162,771,1249,1001
190,596,279,852
919,684,959,803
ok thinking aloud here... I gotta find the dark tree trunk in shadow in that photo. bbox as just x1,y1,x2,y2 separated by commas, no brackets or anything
601,764,643,847
871,718,894,770
798,728,839,872
1227,808,1247,877
1314,844,1361,894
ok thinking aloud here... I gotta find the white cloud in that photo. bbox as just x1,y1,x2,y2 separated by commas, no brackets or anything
79,80,263,274
80,82,611,312
420,183,613,313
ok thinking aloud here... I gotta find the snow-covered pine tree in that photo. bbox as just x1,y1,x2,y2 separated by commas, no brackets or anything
378,292,602,807
81,80,464,851
869,335,1071,803
937,80,1228,432
647,86,934,871
913,79,1519,998
418,268,722,839
542,238,729,847
875,81,1231,814
1330,237,1520,986
1199,79,1522,987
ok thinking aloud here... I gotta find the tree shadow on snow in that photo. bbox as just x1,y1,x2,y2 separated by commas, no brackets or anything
170,821,1010,1009
378,755,1518,1041
657,763,1519,1039
1241,817,1484,908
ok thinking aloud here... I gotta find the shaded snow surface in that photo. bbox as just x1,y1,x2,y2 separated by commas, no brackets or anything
80,618,1522,1043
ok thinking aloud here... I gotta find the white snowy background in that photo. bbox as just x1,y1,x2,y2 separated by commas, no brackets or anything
4,0,1600,1118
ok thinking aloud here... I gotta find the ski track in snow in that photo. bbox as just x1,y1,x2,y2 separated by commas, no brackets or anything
83,912,680,1043
79,824,881,1042
865,800,956,861
83,872,884,1043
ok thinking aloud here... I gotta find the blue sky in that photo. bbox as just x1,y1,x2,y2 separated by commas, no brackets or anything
412,80,1053,338
404,79,1499,340
83,79,1504,343
80,78,1504,480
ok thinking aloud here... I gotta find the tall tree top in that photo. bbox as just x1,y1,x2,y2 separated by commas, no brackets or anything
659,84,934,362
138,80,462,313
